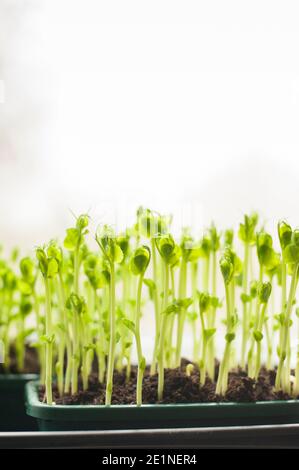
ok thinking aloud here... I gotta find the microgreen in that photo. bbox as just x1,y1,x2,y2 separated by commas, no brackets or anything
36,246,59,404
238,214,258,369
95,225,124,405
3,209,299,405
128,245,151,405
215,248,238,395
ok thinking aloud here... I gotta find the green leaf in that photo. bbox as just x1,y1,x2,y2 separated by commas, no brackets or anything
238,213,258,245
130,246,151,275
219,255,234,285
143,278,156,299
64,228,79,251
109,244,124,264
19,257,35,284
278,221,292,251
117,234,130,259
256,231,280,270
40,334,55,344
250,280,258,298
36,248,48,277
163,302,179,315
210,296,222,309
47,242,63,266
198,292,211,313
181,235,201,262
241,292,251,304
253,330,263,342
76,214,89,230
115,331,121,344
187,311,198,322
224,229,234,247
47,258,58,278
140,356,146,372
155,234,180,266
84,343,96,352
163,298,193,315
198,235,211,258
122,318,136,334
284,243,299,265
20,299,32,316
56,322,67,333
96,225,124,264
274,313,285,326
204,328,216,340
225,332,235,343
137,207,169,238
66,293,86,315
209,224,220,252
177,297,193,309
258,282,272,304
18,279,32,296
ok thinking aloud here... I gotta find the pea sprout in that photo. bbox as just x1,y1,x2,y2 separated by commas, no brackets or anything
2,209,299,405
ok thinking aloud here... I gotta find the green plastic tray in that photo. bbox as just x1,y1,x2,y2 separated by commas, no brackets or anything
0,374,38,431
25,381,299,431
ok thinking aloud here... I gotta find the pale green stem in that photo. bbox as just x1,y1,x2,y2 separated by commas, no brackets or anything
275,264,298,390
44,278,53,405
254,303,268,380
175,258,187,367
95,291,106,383
71,248,80,394
105,262,116,405
294,313,299,396
207,250,217,380
241,242,249,369
135,274,144,406
199,309,207,386
58,273,72,394
216,284,232,395
168,266,176,367
150,238,160,375
248,301,261,378
158,263,169,400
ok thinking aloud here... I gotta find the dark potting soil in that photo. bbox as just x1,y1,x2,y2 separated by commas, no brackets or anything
0,345,39,374
39,360,293,405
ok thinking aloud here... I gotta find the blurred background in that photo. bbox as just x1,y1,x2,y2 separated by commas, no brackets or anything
1,0,299,252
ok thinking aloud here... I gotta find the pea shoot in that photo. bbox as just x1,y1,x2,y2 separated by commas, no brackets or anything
2,209,299,405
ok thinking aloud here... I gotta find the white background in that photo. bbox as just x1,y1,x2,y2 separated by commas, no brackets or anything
1,0,299,250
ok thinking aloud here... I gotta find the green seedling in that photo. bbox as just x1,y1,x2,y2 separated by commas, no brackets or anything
155,233,180,400
127,245,151,405
3,209,299,406
238,213,258,369
96,225,124,405
175,233,200,368
137,207,167,375
249,282,272,380
216,248,237,396
198,292,216,386
36,246,59,404
275,226,299,392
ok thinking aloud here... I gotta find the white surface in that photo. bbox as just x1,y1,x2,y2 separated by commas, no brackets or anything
0,1,299,249
1,1,299,362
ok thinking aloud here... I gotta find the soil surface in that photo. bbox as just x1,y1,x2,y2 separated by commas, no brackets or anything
0,345,39,374
39,360,294,405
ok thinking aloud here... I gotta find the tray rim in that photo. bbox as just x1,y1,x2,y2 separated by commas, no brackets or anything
26,380,299,421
